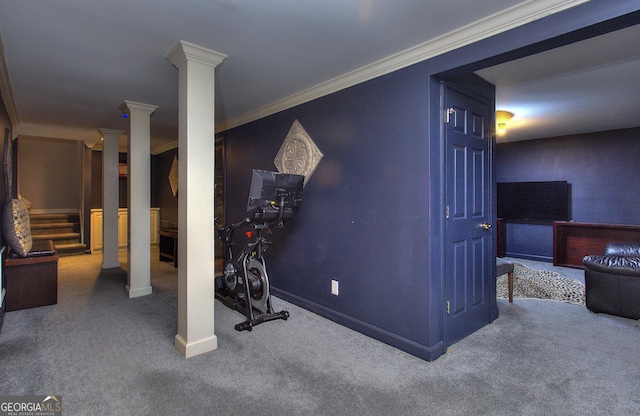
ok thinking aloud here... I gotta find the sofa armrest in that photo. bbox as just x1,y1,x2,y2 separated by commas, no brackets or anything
604,242,640,257
583,255,640,277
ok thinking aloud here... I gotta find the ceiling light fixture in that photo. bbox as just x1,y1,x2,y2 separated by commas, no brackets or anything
496,110,514,136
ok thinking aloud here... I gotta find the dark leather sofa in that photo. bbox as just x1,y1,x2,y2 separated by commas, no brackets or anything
582,242,640,319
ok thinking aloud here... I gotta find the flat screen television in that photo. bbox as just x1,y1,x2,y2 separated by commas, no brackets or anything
497,181,570,221
247,169,304,224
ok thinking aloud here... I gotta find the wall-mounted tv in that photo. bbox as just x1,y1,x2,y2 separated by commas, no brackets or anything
497,181,570,222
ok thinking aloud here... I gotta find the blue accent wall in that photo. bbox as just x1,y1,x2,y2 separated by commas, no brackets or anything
497,128,640,260
223,70,437,357
220,1,640,360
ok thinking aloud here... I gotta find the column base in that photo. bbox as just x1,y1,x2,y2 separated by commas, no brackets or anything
102,261,120,269
126,285,153,298
175,333,218,358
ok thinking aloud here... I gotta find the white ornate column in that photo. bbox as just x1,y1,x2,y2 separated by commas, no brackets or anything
98,128,123,269
119,100,157,298
166,41,227,358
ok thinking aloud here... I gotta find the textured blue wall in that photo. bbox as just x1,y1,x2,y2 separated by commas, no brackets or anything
223,69,436,353
496,128,640,260
220,1,640,359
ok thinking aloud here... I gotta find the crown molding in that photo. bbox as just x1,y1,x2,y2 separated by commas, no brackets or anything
152,140,178,155
215,0,588,133
15,122,103,142
14,121,175,154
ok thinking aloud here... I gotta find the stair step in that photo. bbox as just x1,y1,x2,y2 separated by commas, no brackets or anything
31,222,75,228
33,233,81,245
55,243,87,257
29,213,80,224
30,222,77,235
28,212,84,256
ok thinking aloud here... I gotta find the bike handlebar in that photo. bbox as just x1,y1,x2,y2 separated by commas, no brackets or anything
233,217,252,229
221,191,290,237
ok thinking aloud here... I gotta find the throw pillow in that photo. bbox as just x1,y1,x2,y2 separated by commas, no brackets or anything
2,199,32,257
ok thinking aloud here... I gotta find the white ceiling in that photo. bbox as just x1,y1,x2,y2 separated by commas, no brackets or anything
477,23,640,142
0,0,636,152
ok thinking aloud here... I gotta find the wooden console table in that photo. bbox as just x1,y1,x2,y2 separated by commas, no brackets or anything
158,229,178,267
553,222,640,268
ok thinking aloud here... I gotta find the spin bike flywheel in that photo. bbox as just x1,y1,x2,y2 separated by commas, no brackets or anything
245,258,269,310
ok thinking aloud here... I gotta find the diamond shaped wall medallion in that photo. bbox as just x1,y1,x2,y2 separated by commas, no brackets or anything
274,119,323,185
168,154,178,197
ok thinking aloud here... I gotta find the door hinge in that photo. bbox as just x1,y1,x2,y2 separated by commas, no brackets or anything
446,205,450,219
446,107,455,123
446,301,450,315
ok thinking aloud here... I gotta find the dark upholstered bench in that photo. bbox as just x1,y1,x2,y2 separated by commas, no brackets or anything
4,239,59,311
497,258,515,302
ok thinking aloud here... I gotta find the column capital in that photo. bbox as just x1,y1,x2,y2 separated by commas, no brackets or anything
98,128,124,138
165,40,227,69
119,101,158,117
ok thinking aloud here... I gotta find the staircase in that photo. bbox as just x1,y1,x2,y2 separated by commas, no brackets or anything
29,212,86,256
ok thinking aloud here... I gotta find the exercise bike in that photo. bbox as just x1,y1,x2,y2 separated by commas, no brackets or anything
215,170,304,331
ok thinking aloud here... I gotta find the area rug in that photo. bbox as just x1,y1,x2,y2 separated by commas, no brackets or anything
497,262,585,305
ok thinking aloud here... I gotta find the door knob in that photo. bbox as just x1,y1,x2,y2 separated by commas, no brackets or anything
481,222,492,230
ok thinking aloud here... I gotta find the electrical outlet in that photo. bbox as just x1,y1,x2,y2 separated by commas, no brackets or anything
331,280,339,296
